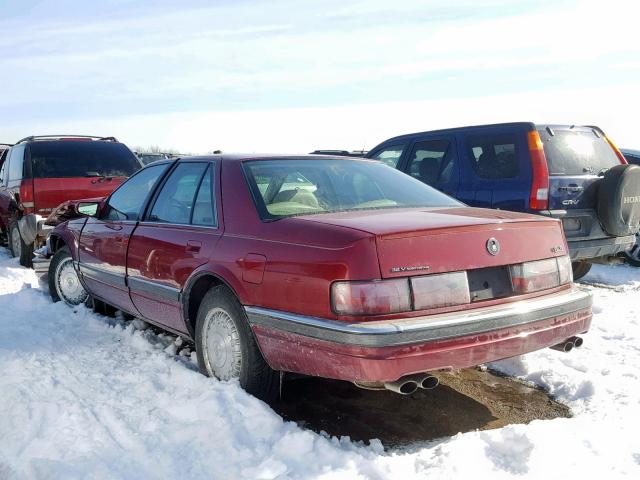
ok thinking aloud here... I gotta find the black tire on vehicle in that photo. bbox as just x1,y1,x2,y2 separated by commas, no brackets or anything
19,238,34,268
195,285,279,401
89,296,118,316
597,164,640,237
8,221,21,259
49,246,88,305
623,235,640,267
571,261,592,280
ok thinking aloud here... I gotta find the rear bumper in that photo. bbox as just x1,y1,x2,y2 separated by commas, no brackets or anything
246,287,592,382
567,235,635,261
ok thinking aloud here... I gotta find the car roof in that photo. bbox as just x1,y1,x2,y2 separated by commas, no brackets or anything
173,153,378,163
621,148,640,157
373,122,607,147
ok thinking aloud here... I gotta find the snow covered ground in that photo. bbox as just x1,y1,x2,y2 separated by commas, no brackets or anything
0,248,639,479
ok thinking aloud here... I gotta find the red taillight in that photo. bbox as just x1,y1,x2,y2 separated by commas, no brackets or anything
19,179,34,214
527,130,549,210
510,255,572,294
331,279,411,315
604,135,628,164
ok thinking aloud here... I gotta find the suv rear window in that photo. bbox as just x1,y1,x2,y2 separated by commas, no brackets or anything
538,128,620,176
29,141,140,178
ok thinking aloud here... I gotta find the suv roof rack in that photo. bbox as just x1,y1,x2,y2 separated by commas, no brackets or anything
15,135,118,144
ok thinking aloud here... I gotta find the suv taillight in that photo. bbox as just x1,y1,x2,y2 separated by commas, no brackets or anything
527,130,549,210
19,179,34,214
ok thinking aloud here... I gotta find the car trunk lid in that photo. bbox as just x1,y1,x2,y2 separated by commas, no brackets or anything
296,207,567,278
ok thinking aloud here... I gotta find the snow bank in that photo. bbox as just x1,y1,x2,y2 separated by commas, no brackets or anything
0,247,639,479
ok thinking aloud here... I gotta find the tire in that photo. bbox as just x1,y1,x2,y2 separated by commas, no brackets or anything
8,221,21,259
597,164,640,237
19,238,34,268
195,285,279,401
623,235,640,267
88,296,118,316
572,261,592,281
49,246,88,305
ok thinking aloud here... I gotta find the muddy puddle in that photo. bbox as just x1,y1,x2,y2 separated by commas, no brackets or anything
271,368,571,447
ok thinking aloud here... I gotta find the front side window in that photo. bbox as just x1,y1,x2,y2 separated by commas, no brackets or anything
148,162,208,225
244,158,461,220
407,139,454,185
103,163,169,221
369,144,405,168
468,134,519,179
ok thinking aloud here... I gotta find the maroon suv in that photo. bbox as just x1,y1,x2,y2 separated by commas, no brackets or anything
0,135,141,266
41,155,592,400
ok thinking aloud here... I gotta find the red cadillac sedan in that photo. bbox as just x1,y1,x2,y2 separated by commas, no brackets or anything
40,155,592,400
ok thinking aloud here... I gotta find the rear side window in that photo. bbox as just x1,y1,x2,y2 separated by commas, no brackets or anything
406,139,454,185
370,144,405,168
29,141,140,178
539,129,622,175
468,134,519,179
149,162,209,225
8,145,26,180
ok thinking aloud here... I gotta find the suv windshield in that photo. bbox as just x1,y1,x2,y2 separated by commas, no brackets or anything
244,158,461,219
538,128,620,175
29,141,140,178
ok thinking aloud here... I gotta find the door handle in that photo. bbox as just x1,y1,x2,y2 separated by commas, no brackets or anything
186,240,202,253
105,223,123,231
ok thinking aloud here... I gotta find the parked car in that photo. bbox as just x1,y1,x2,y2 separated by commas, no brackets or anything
136,152,171,165
38,154,592,400
310,150,367,157
0,135,142,267
367,123,640,279
620,148,640,266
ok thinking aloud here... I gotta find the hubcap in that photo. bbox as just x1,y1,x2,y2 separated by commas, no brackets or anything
202,307,242,381
55,258,88,305
11,227,21,258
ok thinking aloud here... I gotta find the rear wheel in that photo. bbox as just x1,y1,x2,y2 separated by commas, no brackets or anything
49,247,88,305
195,285,279,401
623,235,640,267
8,222,21,259
572,261,592,281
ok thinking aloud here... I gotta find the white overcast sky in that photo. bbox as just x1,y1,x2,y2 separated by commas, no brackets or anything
1,0,639,153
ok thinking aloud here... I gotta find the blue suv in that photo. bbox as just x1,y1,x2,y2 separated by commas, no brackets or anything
367,122,640,279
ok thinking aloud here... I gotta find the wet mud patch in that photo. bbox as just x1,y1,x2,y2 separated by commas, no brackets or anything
272,367,571,448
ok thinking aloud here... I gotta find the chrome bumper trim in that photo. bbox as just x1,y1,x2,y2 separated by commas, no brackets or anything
32,256,51,274
244,287,592,347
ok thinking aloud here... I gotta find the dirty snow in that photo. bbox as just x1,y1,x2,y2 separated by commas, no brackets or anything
0,247,639,479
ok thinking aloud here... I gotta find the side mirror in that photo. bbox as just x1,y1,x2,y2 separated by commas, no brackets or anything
77,201,100,217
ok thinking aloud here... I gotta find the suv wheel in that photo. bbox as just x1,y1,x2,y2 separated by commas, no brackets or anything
49,247,88,305
571,261,592,281
8,222,22,259
624,235,640,267
195,285,279,401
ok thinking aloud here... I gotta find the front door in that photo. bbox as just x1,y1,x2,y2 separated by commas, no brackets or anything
127,161,221,333
78,163,170,313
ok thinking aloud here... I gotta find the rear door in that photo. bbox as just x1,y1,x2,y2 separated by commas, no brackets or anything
28,141,141,216
400,136,460,196
78,163,169,314
538,126,622,212
127,161,221,333
457,127,531,211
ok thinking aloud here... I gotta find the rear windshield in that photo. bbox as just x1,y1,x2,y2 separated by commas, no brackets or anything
29,141,140,178
538,128,620,176
243,158,462,220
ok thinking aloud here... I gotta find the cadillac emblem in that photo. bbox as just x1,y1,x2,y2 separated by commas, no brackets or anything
486,237,500,256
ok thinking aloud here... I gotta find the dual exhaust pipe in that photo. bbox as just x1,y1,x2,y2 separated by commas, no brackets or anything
550,335,584,353
383,373,439,395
